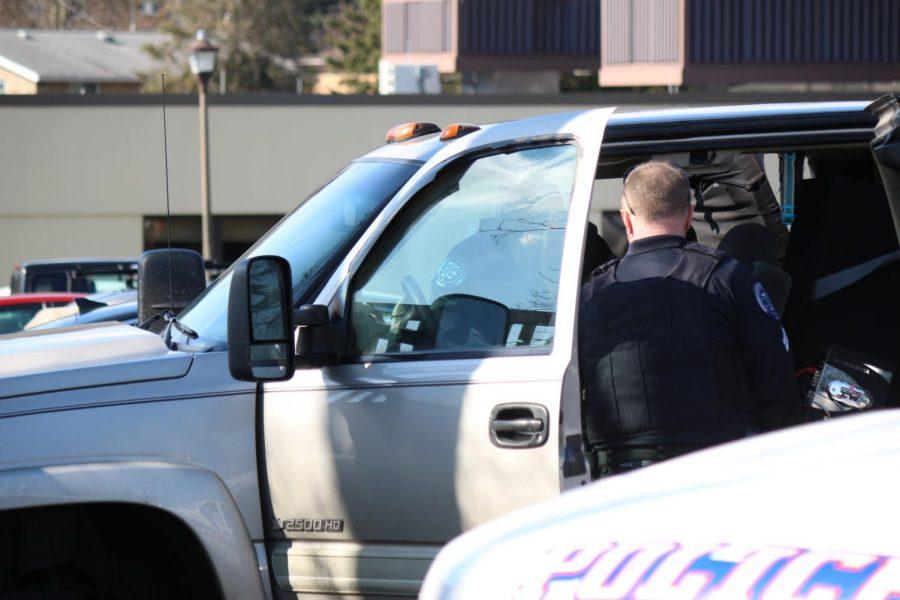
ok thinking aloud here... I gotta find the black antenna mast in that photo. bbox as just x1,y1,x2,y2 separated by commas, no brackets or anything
138,78,199,339
161,74,175,315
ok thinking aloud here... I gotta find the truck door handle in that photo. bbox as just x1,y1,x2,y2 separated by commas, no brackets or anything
489,403,549,448
492,418,544,433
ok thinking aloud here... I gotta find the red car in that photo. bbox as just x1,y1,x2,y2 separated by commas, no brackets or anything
0,293,85,335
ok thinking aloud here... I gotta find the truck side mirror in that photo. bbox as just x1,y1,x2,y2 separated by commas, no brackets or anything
138,248,207,332
228,255,295,382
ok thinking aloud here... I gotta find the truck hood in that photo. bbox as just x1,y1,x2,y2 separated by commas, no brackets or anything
0,322,192,400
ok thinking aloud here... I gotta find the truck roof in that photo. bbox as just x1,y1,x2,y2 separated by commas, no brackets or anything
361,101,874,166
607,100,870,127
359,131,446,164
17,258,138,269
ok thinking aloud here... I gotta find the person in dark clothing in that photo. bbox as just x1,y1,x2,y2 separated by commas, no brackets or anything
692,154,789,263
580,160,804,476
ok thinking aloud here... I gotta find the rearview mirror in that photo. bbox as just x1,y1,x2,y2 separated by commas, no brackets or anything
228,255,295,382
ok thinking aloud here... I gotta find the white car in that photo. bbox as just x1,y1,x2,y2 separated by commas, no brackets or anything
421,411,900,600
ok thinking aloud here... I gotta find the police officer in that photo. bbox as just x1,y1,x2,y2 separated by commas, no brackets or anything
579,160,804,475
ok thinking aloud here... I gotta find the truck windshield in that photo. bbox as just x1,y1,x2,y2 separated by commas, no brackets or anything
177,160,419,348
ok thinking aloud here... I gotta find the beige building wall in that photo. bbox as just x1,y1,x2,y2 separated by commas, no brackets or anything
0,217,142,271
0,98,682,277
0,67,37,94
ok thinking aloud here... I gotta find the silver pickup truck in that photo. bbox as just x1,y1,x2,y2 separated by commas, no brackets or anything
2,98,898,600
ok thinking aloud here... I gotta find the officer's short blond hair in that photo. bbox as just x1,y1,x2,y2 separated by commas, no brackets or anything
622,160,691,221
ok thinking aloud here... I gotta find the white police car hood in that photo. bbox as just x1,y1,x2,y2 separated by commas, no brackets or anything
0,322,191,401
422,411,900,600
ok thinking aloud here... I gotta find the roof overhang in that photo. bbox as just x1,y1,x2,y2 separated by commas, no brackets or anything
37,75,142,84
0,54,39,83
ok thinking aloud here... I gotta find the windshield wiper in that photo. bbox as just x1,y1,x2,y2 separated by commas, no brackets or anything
143,311,200,351
140,310,197,338
168,314,198,339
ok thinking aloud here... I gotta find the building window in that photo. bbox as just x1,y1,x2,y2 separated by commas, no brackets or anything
0,80,5,94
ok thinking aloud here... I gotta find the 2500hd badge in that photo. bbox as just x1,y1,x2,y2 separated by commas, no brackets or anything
270,518,345,534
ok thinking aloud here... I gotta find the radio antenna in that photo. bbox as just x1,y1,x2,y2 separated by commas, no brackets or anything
141,74,198,339
161,74,175,316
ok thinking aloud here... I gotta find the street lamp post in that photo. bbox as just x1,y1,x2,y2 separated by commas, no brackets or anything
188,30,219,264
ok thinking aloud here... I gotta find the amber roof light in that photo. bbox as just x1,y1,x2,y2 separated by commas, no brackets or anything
385,122,441,143
440,123,481,141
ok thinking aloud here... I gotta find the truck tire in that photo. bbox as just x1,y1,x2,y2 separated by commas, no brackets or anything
0,504,222,600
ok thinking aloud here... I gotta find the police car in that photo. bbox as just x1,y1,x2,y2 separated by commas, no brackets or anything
420,410,900,600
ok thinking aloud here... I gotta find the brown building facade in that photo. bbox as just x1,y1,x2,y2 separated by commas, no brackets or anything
383,0,900,89
601,0,900,88
382,0,601,74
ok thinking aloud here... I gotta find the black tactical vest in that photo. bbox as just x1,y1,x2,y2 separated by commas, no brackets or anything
580,243,753,450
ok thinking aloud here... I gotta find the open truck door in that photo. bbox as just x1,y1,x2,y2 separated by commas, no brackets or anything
242,108,614,596
869,94,900,246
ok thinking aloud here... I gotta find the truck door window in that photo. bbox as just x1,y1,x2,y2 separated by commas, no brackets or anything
350,144,577,357
79,272,136,293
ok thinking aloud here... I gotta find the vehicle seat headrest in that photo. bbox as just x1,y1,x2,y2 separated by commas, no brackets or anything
582,222,613,281
718,223,779,267
752,261,792,318
601,211,628,258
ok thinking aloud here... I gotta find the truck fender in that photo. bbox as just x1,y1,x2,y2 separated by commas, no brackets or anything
0,459,266,600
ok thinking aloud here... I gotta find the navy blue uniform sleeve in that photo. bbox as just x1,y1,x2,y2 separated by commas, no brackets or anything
716,261,805,430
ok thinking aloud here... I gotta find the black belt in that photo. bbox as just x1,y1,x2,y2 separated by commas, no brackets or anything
593,444,697,477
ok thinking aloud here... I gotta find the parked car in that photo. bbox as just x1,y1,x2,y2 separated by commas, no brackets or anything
0,292,85,334
420,410,900,600
25,290,138,330
9,258,137,294
1,97,898,598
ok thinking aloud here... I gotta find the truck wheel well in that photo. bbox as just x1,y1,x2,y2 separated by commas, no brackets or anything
0,502,223,600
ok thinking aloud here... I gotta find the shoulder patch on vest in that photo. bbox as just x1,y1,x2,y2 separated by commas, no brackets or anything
754,282,781,320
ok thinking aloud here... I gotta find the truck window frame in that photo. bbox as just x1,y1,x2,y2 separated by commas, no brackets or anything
339,139,581,365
